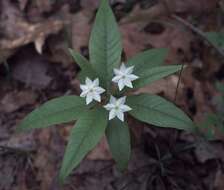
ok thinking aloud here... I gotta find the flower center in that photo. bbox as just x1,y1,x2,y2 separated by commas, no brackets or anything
121,75,126,79
115,105,119,110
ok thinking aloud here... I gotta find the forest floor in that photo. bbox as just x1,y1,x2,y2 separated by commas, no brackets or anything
0,0,224,189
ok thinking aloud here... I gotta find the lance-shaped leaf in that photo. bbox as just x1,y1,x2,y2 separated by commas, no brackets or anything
89,0,122,89
69,49,97,82
59,107,108,183
133,65,184,89
17,96,87,131
106,119,131,171
127,48,168,75
127,94,195,132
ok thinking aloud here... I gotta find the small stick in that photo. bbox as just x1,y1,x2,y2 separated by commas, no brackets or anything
0,145,34,155
174,63,184,102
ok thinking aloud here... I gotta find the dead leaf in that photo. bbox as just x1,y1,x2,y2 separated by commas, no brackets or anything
167,0,219,14
35,0,53,14
120,3,168,24
0,1,64,63
120,0,218,25
11,49,52,89
134,75,182,100
87,136,112,160
72,11,92,51
146,25,194,63
214,169,224,190
18,0,29,11
121,20,193,63
0,90,37,113
195,141,224,163
81,0,100,11
121,23,149,57
0,132,36,151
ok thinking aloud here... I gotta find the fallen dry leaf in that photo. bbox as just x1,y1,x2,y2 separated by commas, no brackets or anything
214,169,224,190
121,0,218,25
0,1,64,63
134,75,183,101
0,132,36,151
195,141,224,163
121,20,194,64
167,0,219,14
120,3,168,24
146,24,194,63
72,11,92,51
18,0,29,11
121,23,149,57
11,49,52,89
0,90,37,113
81,0,100,11
87,136,112,160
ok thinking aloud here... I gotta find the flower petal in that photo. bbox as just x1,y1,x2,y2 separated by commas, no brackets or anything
85,77,92,86
80,91,88,97
112,75,122,83
116,111,124,121
128,74,139,81
120,63,127,72
125,66,134,74
114,68,123,76
109,96,117,104
93,78,99,86
118,80,125,91
120,105,132,112
104,103,115,110
93,93,101,102
109,109,116,120
124,79,133,88
117,96,126,105
95,86,105,94
86,94,93,104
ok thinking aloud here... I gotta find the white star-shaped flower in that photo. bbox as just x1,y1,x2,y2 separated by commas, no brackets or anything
112,63,139,91
104,96,132,122
80,78,105,105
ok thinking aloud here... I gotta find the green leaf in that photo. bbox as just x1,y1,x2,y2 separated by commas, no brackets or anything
106,119,131,171
17,96,87,131
127,94,195,132
216,82,224,94
127,48,168,75
133,65,184,89
59,107,108,183
69,49,97,82
89,0,122,89
205,32,224,49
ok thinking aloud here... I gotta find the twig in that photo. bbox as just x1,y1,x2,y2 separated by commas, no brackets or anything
0,145,34,155
174,63,184,102
172,15,224,58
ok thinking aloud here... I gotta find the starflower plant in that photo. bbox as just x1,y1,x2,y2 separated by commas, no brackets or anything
17,0,195,184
